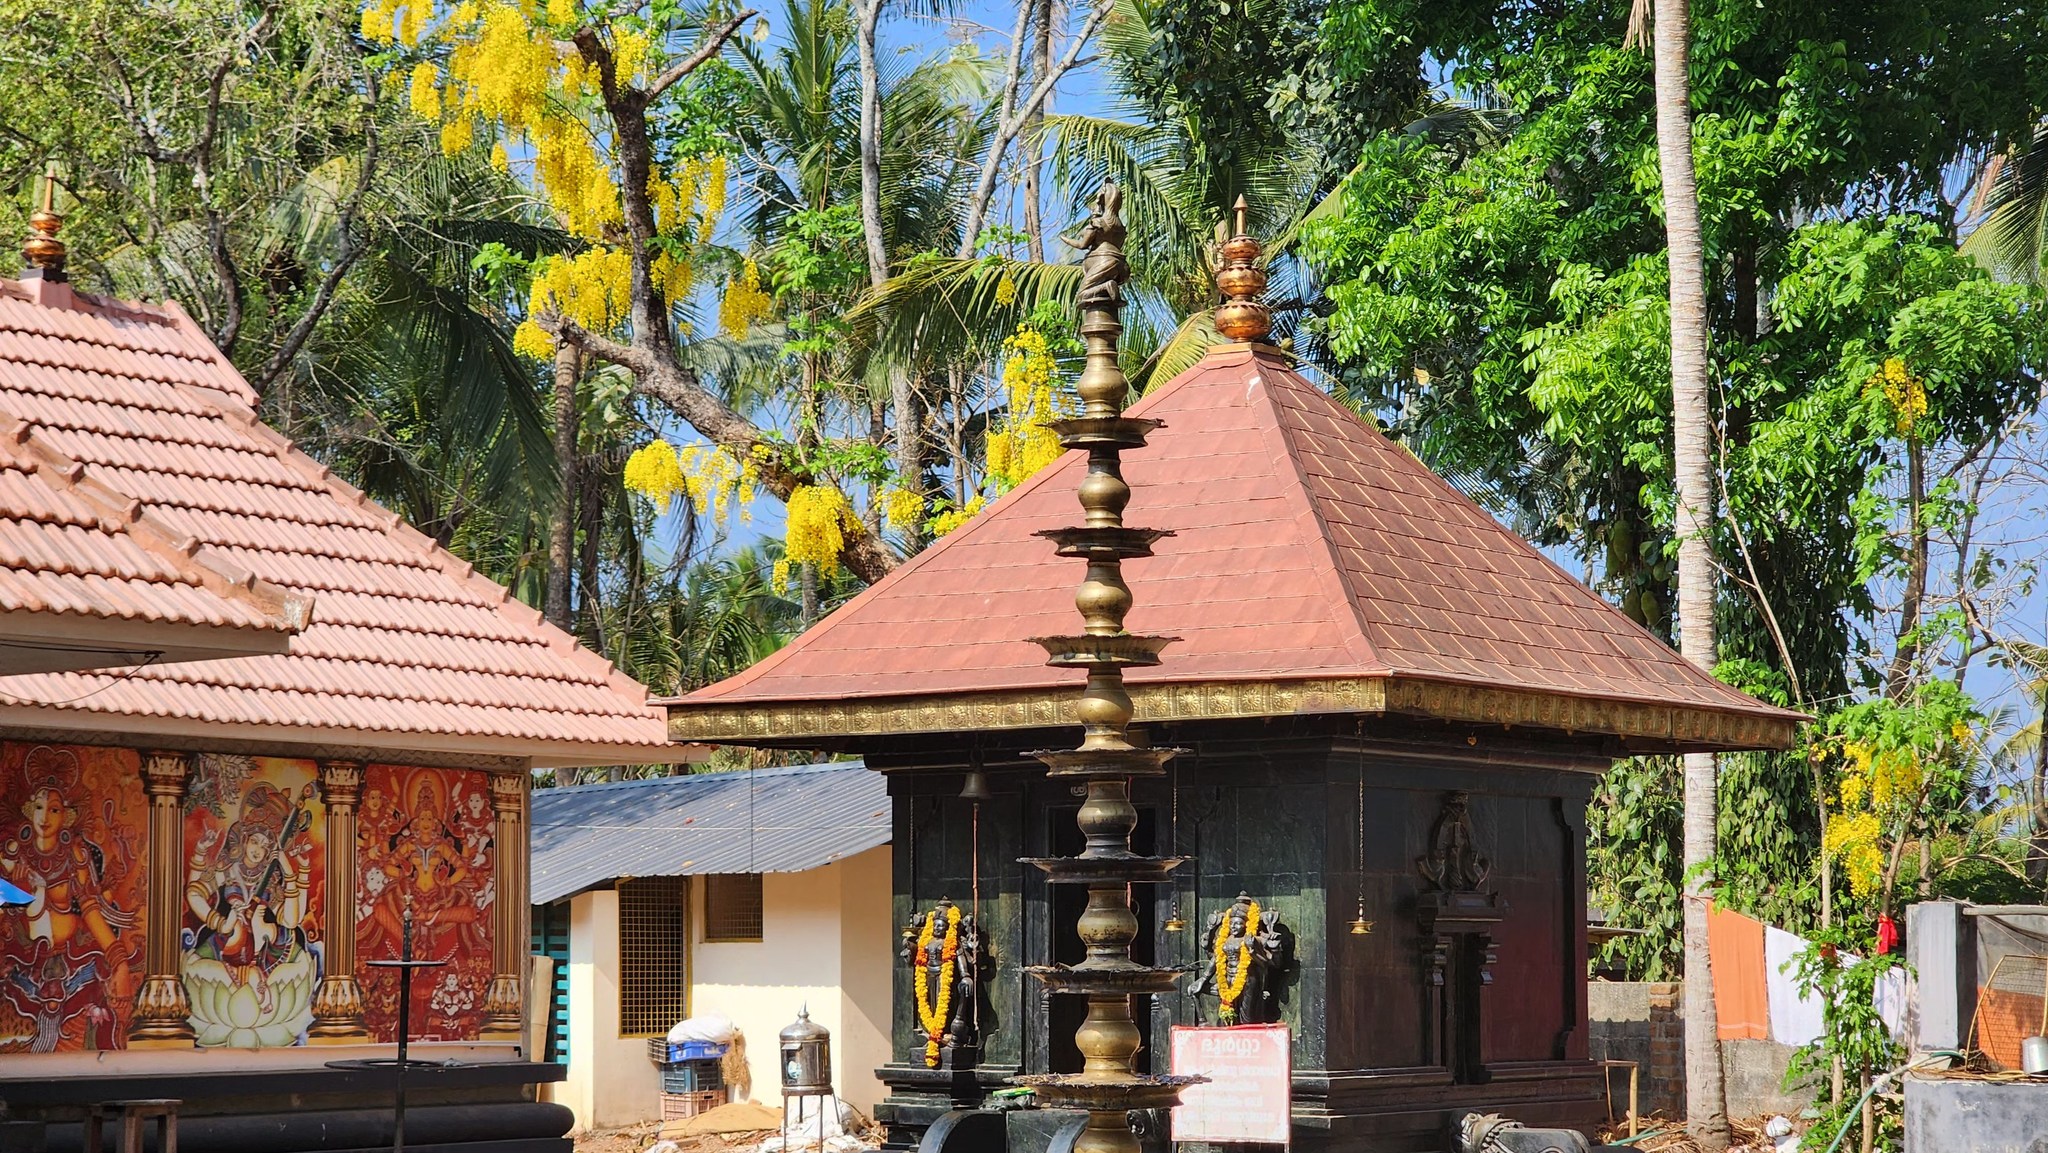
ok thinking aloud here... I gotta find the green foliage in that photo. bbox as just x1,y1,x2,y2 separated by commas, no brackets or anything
1588,751,1820,980
1786,937,1908,1153
1304,0,2048,708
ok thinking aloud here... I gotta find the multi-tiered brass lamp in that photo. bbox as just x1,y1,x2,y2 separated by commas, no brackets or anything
1013,183,1208,1153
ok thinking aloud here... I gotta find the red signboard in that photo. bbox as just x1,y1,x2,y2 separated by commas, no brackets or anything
1169,1024,1293,1146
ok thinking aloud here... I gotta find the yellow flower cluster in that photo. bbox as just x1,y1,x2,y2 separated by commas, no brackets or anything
985,323,1071,490
361,0,429,46
881,488,923,531
408,62,441,120
719,258,775,336
649,156,730,245
929,495,986,536
373,1,628,240
784,484,859,575
622,440,759,526
1871,357,1929,436
1822,810,1885,898
513,247,634,357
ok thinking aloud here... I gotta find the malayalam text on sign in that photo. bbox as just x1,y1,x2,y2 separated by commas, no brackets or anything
1170,1024,1292,1145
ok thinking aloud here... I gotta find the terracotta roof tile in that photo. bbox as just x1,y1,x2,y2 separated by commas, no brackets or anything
675,344,1797,743
0,277,678,764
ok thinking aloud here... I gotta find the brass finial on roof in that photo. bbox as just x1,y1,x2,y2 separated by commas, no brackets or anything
1213,195,1270,343
23,165,66,278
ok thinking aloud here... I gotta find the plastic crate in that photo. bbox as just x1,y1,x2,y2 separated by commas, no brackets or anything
660,1058,725,1094
647,1037,729,1062
660,1090,725,1121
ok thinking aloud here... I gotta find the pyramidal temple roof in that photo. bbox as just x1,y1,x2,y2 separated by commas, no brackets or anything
669,344,1800,753
0,275,684,766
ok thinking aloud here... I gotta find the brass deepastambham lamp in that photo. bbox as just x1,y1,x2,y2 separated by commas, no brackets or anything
1014,183,1200,1153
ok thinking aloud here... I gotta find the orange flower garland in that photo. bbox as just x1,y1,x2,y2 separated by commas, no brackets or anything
913,906,962,1066
1213,899,1260,1024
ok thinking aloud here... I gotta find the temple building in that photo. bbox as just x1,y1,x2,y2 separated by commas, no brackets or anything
0,199,691,1152
666,213,1799,1151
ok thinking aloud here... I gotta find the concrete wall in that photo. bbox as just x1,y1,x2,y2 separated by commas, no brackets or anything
692,846,894,1117
551,847,895,1133
1903,1075,2048,1153
1588,980,1808,1122
557,889,663,1132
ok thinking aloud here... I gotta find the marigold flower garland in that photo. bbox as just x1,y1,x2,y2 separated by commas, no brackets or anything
913,905,962,1066
1213,899,1259,1024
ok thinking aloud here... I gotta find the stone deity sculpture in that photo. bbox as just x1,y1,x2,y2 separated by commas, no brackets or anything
902,897,981,1068
1191,891,1283,1024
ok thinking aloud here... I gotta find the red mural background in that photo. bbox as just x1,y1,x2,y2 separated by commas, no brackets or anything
0,742,147,1052
356,764,496,1042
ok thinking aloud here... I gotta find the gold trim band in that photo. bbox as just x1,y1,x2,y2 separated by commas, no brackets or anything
668,675,1796,751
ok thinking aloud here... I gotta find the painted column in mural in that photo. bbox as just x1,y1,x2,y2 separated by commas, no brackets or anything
482,772,528,1040
129,751,195,1047
310,760,368,1042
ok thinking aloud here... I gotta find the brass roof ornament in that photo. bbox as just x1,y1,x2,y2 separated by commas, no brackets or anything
1016,181,1199,1151
23,165,67,279
1212,195,1269,344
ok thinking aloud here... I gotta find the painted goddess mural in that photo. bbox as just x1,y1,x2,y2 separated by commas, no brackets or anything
0,743,145,1052
358,765,495,1042
182,757,325,1048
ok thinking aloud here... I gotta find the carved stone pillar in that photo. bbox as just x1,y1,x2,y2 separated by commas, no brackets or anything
128,750,195,1048
309,760,369,1043
481,771,529,1040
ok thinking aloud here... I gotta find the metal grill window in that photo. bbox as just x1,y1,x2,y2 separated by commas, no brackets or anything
703,873,764,942
618,876,691,1038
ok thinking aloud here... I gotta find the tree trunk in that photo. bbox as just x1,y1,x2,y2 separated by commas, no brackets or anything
1022,0,1054,264
546,344,580,631
855,0,888,290
1652,0,1731,1148
1885,440,1927,699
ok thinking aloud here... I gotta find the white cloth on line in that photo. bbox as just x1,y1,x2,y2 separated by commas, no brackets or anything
1765,925,1825,1046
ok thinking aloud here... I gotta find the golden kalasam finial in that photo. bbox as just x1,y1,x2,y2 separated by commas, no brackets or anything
1213,195,1270,343
24,164,66,275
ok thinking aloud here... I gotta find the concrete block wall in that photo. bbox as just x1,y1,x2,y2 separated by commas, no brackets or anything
1589,980,1809,1121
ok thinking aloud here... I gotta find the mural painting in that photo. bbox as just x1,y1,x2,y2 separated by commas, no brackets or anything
0,742,146,1052
182,755,325,1048
357,765,495,1042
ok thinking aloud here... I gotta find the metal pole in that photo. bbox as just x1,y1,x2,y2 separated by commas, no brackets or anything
396,911,412,1153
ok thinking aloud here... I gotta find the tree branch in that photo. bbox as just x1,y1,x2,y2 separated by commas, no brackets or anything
251,73,380,397
955,0,1112,258
643,10,756,102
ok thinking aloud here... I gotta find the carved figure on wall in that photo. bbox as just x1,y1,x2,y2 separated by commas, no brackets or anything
1190,892,1282,1024
182,757,324,1048
0,743,145,1053
357,765,495,1042
902,896,980,1068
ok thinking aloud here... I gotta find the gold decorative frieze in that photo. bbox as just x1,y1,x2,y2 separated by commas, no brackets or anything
668,674,1794,751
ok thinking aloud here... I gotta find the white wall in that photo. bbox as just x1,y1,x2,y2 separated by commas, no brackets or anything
556,889,661,1131
690,846,893,1116
553,846,895,1134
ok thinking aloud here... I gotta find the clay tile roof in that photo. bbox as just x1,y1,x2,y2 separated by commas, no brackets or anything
0,277,686,767
668,345,1801,753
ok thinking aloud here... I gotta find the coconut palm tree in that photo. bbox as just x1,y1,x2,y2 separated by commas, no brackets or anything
1640,0,1732,1145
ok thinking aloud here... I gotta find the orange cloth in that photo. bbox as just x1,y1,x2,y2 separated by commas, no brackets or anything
1707,905,1770,1040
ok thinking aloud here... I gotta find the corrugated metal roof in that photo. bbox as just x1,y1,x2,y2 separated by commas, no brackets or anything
529,760,889,905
